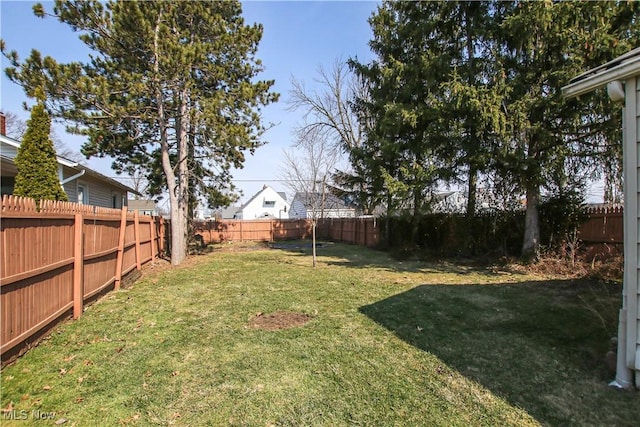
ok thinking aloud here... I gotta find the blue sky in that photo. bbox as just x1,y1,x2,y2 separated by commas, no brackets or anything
0,0,378,205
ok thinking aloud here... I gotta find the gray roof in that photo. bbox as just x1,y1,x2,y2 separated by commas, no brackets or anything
221,206,240,219
292,192,355,210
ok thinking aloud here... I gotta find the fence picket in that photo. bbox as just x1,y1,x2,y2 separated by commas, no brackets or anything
1,195,165,360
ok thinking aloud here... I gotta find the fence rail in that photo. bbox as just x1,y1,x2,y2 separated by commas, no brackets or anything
192,217,380,247
1,195,166,359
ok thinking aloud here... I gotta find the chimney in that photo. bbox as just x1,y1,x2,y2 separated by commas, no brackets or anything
0,112,5,136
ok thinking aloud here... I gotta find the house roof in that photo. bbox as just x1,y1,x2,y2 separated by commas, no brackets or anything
239,185,288,210
293,192,355,210
562,47,640,98
220,206,240,219
0,133,140,195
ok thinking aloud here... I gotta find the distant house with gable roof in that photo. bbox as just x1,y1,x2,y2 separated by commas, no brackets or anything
234,185,289,220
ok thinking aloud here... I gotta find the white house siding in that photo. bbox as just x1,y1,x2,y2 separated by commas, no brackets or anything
237,186,289,220
625,75,640,386
634,76,640,384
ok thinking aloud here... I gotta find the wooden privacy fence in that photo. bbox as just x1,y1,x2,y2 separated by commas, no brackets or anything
1,195,166,358
193,219,313,243
192,217,380,247
317,217,380,247
578,205,623,244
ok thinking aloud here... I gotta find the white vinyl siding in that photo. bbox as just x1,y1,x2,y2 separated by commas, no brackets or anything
635,76,640,380
238,187,289,220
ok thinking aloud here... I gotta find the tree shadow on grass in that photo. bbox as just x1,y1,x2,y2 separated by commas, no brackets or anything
272,240,493,276
359,280,639,426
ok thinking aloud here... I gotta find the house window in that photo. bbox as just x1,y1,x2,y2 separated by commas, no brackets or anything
1,176,15,196
264,200,275,207
77,184,87,205
112,193,123,209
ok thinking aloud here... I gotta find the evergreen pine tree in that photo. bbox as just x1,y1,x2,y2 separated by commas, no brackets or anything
13,101,67,202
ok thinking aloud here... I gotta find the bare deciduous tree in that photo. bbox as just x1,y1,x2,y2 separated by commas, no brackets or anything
281,130,339,267
287,60,377,212
288,59,363,152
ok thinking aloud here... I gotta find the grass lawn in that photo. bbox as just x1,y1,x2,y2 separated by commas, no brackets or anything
1,242,638,426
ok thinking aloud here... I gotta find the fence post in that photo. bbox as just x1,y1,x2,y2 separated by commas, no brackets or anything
363,219,367,246
114,206,128,290
134,210,141,270
158,217,166,256
150,216,157,261
270,220,274,242
73,213,84,319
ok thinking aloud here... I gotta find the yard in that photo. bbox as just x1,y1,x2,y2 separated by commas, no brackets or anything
1,242,638,426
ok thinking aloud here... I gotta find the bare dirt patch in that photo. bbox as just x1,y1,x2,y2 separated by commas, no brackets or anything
248,311,313,331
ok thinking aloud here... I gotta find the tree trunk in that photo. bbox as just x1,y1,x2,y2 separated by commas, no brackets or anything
170,199,188,265
465,164,478,255
312,219,317,268
522,184,540,259
411,189,421,246
466,164,477,218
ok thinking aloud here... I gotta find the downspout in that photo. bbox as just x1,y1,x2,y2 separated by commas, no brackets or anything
608,80,635,389
61,169,85,185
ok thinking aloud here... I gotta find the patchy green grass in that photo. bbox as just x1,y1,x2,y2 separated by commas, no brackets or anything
1,242,637,426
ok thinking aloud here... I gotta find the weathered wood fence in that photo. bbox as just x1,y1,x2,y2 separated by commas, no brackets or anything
578,205,623,244
193,219,313,243
192,217,380,248
1,195,165,359
317,217,380,247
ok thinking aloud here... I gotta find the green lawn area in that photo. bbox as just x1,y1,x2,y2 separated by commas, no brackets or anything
1,242,638,426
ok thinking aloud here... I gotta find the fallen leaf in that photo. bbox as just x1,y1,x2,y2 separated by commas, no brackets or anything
60,368,68,376
20,394,29,401
75,397,84,404
63,355,77,362
171,371,179,377
55,419,67,425
2,402,13,413
43,385,52,391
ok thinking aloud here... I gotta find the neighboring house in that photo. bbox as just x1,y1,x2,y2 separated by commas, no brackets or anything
0,131,139,208
562,47,640,390
290,192,357,219
193,203,215,221
219,206,241,220
235,185,289,220
128,199,158,216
